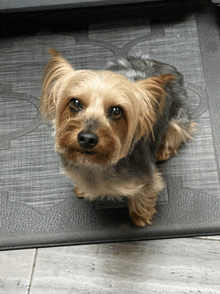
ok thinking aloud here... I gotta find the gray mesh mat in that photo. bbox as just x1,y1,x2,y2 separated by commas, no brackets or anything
0,2,220,250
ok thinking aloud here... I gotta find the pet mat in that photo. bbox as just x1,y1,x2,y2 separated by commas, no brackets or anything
1,1,220,250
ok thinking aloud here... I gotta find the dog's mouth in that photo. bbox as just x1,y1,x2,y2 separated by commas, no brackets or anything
66,147,114,167
83,150,93,155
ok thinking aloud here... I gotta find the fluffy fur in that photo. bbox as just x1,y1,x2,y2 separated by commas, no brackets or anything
40,49,195,227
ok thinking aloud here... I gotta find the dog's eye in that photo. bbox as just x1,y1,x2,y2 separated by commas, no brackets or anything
69,98,83,112
108,106,124,120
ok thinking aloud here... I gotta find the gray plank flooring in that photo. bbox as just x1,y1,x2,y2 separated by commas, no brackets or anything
0,249,36,294
1,236,220,294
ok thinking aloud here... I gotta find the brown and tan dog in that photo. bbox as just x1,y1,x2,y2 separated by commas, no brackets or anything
40,49,195,227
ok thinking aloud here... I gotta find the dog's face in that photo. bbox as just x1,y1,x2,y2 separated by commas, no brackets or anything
40,49,173,167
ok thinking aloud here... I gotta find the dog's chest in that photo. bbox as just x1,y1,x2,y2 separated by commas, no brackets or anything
63,162,149,199
68,164,127,190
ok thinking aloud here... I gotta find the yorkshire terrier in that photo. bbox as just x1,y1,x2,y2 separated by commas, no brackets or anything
40,49,195,227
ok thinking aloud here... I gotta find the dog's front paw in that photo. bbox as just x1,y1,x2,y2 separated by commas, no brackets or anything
127,199,157,227
128,206,157,227
129,212,149,227
73,186,85,199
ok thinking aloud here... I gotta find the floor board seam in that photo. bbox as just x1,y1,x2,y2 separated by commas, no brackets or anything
27,249,38,294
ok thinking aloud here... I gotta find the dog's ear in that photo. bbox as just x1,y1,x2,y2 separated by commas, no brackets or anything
40,48,74,122
134,74,175,141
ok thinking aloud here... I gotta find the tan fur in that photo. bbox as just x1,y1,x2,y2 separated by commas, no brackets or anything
40,48,193,227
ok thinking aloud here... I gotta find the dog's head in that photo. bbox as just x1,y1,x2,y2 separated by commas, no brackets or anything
40,49,174,167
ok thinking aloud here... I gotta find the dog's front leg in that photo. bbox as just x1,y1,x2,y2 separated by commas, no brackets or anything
127,169,164,227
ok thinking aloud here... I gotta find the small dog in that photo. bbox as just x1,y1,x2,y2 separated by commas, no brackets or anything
40,49,195,227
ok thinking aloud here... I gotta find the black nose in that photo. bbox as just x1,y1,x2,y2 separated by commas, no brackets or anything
77,131,99,149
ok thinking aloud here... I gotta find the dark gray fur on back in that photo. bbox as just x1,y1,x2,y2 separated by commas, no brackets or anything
107,56,183,83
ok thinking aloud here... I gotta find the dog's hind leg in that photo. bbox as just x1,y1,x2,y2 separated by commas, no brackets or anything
156,110,196,162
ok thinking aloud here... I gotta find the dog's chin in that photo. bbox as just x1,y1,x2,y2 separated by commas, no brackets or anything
65,149,117,168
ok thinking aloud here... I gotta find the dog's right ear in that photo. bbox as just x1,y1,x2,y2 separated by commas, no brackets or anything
40,48,74,122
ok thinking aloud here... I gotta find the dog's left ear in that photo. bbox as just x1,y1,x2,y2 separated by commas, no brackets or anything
40,48,75,122
134,74,175,140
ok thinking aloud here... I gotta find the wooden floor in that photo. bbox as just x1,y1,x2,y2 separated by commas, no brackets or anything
1,236,220,294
